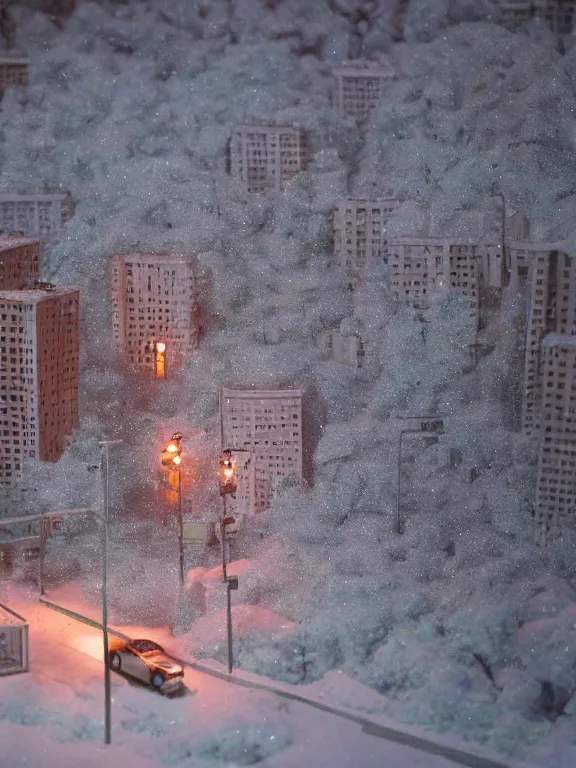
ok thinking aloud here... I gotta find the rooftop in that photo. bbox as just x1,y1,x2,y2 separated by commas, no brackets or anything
0,235,39,251
0,285,78,303
114,252,194,265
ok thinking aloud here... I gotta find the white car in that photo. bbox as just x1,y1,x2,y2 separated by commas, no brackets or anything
108,638,184,691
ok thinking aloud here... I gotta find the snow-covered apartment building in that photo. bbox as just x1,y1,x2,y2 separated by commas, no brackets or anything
0,194,72,242
0,57,29,97
110,253,200,375
221,388,303,514
229,124,306,193
499,0,576,34
521,246,576,437
534,333,576,543
0,286,79,486
332,60,395,121
318,329,365,368
0,236,40,290
334,198,398,279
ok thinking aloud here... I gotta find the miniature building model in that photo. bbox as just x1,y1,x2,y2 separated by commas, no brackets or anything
0,236,40,290
221,388,303,514
0,286,80,486
0,58,29,97
385,239,480,321
334,198,398,279
230,124,306,193
499,0,575,33
318,329,364,368
0,604,28,675
534,334,576,543
521,248,576,436
0,195,71,242
333,60,394,121
110,253,200,375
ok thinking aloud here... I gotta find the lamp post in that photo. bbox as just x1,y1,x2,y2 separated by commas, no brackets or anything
396,417,446,534
161,432,184,585
99,438,123,746
219,449,239,674
491,186,509,276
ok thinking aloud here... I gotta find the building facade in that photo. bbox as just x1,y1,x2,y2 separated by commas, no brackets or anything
534,334,576,543
229,124,306,193
333,198,398,279
221,388,303,514
384,238,480,321
0,195,71,242
499,0,575,33
110,253,199,375
521,248,576,436
318,329,364,368
0,236,40,290
332,60,395,121
0,58,29,97
0,286,79,486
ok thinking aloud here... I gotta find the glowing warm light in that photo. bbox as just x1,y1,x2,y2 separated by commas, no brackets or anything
223,465,234,479
172,454,182,466
166,443,178,453
156,342,166,353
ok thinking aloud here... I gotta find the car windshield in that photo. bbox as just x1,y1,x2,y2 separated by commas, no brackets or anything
130,639,164,654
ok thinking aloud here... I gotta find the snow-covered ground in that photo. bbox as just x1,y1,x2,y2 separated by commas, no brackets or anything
2,1,576,766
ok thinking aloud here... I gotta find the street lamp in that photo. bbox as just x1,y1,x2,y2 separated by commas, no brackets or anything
161,432,184,585
218,449,239,674
396,417,446,535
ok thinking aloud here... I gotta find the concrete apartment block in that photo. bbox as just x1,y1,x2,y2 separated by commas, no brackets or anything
0,286,79,486
385,238,479,321
0,236,40,290
110,253,200,375
318,329,364,368
0,195,70,242
333,198,398,279
332,59,395,121
521,246,576,437
499,0,575,33
534,334,576,543
229,124,306,193
0,58,29,98
221,388,303,514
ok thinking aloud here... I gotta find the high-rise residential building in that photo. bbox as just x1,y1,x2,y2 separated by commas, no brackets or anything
0,57,29,97
229,124,306,193
333,198,398,279
110,253,200,375
0,236,40,290
522,248,576,436
499,0,575,33
534,333,576,543
221,388,303,514
384,238,479,321
0,194,72,242
0,286,79,486
332,60,395,121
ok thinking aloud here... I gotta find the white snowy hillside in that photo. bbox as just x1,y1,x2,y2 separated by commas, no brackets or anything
2,1,576,766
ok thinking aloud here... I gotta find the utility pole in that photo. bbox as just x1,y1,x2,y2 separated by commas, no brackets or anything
218,449,239,674
99,439,123,746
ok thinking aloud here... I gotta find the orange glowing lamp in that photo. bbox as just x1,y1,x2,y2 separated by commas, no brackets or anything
155,341,166,379
219,449,237,496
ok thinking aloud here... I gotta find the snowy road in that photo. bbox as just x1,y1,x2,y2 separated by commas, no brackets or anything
0,589,465,768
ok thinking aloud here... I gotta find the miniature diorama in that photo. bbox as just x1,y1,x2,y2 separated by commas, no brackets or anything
1,3,576,767
229,124,307,192
110,253,199,376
